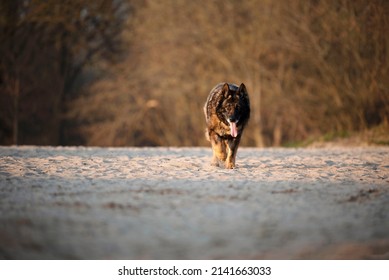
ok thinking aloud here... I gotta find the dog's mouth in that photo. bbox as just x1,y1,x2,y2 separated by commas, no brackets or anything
228,119,238,137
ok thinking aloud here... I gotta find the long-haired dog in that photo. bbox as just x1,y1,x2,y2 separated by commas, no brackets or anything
204,82,250,169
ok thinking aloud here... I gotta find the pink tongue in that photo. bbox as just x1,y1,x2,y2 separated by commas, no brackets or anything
230,122,238,137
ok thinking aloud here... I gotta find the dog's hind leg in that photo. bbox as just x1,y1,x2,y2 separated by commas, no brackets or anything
210,132,226,166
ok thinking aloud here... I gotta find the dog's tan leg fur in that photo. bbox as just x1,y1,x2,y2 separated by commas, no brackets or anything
225,136,241,169
210,133,226,166
225,142,235,169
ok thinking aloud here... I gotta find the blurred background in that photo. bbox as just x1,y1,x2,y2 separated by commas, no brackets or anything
1,0,388,147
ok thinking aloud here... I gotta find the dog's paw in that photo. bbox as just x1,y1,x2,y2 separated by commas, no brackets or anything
225,162,235,169
211,157,220,167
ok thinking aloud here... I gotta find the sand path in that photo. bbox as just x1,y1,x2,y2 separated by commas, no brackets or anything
0,146,388,259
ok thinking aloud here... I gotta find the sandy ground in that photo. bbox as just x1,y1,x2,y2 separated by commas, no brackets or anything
0,146,388,260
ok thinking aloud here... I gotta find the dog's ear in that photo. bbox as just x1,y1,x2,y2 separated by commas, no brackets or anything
222,83,230,97
238,83,247,96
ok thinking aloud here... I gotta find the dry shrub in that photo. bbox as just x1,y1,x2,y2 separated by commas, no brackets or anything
3,0,387,146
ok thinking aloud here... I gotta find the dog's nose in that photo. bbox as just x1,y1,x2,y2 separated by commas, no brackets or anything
229,117,237,123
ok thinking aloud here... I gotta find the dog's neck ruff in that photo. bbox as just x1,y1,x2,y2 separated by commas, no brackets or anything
215,129,238,139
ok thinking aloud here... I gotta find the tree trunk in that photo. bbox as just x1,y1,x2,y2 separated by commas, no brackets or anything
12,78,19,145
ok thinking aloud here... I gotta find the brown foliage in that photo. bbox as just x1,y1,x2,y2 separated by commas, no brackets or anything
1,0,388,146
0,0,127,145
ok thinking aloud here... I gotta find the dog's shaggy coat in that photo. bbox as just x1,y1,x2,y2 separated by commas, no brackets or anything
204,82,250,169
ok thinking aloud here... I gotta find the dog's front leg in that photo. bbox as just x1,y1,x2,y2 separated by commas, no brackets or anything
210,132,226,166
225,136,241,169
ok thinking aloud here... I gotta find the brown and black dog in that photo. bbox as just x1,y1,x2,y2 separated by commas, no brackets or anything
204,82,250,169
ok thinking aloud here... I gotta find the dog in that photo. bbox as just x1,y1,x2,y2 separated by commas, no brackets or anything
204,82,250,169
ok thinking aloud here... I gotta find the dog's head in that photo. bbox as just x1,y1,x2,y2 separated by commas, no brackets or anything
217,83,250,137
